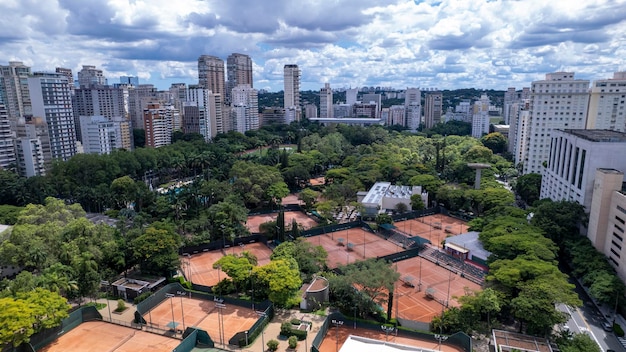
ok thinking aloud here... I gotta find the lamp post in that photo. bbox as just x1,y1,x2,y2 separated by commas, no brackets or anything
381,325,395,342
418,256,422,292
165,293,176,334
250,269,255,311
434,333,448,351
245,330,249,346
331,319,344,352
256,311,267,352
179,293,186,331
353,305,357,329
216,264,222,298
215,299,226,346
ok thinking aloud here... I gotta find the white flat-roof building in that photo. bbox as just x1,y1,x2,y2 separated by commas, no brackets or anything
359,182,427,216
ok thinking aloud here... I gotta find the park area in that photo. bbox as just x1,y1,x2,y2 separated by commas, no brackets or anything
303,228,401,268
318,325,464,352
38,321,181,352
246,211,319,233
392,256,482,322
143,296,257,346
184,242,273,286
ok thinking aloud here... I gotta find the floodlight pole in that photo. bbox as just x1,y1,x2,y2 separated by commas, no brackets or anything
166,293,175,334
179,293,186,331
332,319,344,352
381,325,395,342
256,311,267,352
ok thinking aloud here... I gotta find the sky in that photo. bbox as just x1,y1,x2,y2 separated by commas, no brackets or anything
1,0,626,92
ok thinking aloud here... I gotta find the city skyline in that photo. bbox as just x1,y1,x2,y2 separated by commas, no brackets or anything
0,0,625,92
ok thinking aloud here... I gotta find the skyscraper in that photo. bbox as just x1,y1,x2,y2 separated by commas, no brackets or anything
471,93,491,138
0,61,32,131
80,115,131,154
230,84,259,133
587,72,626,132
320,83,333,119
77,65,107,88
128,84,158,129
72,85,126,141
227,53,253,103
424,91,442,129
198,55,225,100
283,64,301,122
55,67,75,93
0,104,16,170
143,103,174,148
28,72,77,161
522,72,590,174
404,88,421,131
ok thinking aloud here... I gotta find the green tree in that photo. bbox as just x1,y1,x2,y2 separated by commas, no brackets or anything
267,181,290,207
271,239,327,281
110,175,137,209
514,173,542,206
480,132,507,154
255,258,302,307
531,200,586,246
340,259,400,315
132,224,180,276
0,297,35,347
298,188,319,211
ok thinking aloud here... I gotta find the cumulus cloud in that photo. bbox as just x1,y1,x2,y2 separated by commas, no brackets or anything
0,0,624,91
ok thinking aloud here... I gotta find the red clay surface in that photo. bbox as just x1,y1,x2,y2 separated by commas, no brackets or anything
304,229,401,268
247,211,319,233
282,193,303,205
39,321,180,352
318,326,463,352
143,296,256,346
184,242,272,286
393,257,482,322
395,214,469,246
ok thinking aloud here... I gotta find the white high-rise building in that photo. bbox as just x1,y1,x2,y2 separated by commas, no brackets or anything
28,72,77,161
80,115,130,154
143,103,174,148
231,84,259,133
346,88,358,106
522,72,590,174
185,86,222,140
320,83,333,119
77,65,107,88
283,64,301,122
587,72,626,131
15,116,50,177
0,61,32,132
471,93,490,138
72,85,126,142
0,104,15,170
404,88,421,131
404,88,421,107
513,103,531,166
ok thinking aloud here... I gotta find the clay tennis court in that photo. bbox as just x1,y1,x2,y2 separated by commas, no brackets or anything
304,228,401,268
318,325,463,352
394,214,468,247
143,296,256,346
247,211,319,233
392,256,481,322
184,242,272,286
39,321,180,352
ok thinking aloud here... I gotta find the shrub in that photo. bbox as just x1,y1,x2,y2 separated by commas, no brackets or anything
615,323,625,337
288,336,298,349
267,339,279,351
289,328,307,341
280,322,293,336
290,318,301,325
116,299,126,311
133,291,153,304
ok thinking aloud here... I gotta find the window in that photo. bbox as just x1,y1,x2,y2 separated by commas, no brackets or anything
616,216,625,225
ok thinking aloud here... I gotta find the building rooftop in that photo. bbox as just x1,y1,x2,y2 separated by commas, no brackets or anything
445,231,491,261
362,182,391,205
562,129,626,143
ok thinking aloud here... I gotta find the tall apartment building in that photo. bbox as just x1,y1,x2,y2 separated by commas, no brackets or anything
0,61,32,131
522,72,590,174
185,86,222,140
319,83,333,119
15,116,50,176
388,105,406,126
540,129,626,211
403,88,421,131
143,103,174,148
230,84,259,133
587,169,626,282
471,93,491,138
128,84,158,129
73,85,126,141
198,55,225,100
283,64,301,122
226,53,253,103
346,88,358,106
168,83,187,114
424,92,443,129
0,104,16,170
55,67,74,93
587,72,626,131
503,87,531,125
28,72,77,161
80,115,131,154
77,65,107,88
304,104,318,119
